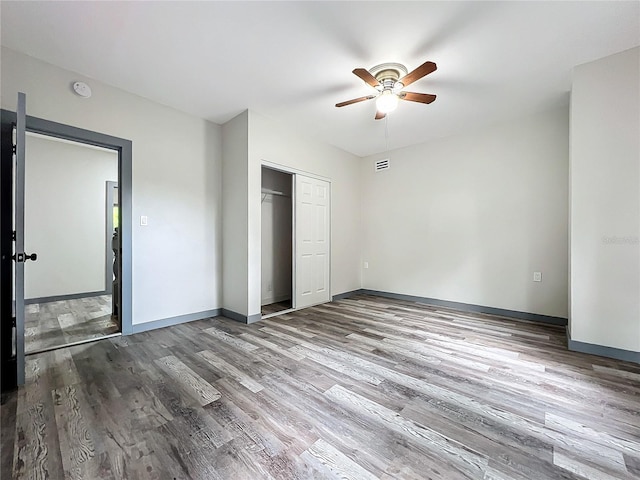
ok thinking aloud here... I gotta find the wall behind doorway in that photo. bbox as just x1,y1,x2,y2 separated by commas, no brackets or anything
24,133,118,299
2,47,222,326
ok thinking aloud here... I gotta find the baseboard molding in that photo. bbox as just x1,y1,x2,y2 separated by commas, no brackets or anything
261,294,291,307
25,290,108,305
334,288,568,326
132,309,220,334
567,331,640,364
221,308,262,325
336,289,640,364
131,306,264,334
126,292,636,365
332,290,364,301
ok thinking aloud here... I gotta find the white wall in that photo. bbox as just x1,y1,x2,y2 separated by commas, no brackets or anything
221,111,249,315
361,107,570,318
261,167,292,305
570,47,640,352
247,111,362,317
24,134,117,299
2,48,222,324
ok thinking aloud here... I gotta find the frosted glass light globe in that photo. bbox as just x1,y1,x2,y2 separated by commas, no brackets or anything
376,90,399,114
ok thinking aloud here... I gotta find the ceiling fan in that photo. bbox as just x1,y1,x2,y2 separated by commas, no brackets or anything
335,60,437,120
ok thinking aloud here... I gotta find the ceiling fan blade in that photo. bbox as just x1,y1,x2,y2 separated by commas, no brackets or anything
375,111,386,120
353,68,380,88
335,95,376,107
400,92,437,104
398,61,437,87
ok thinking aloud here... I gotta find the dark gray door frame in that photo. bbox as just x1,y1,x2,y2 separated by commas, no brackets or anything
0,110,133,388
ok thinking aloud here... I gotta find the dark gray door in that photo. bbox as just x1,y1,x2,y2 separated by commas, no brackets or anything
14,92,27,385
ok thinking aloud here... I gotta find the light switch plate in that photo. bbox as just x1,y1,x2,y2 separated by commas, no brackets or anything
533,271,542,282
140,215,148,226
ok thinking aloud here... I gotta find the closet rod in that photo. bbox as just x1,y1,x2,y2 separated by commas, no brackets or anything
261,188,289,197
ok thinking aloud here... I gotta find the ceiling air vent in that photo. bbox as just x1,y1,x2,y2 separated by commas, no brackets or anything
375,158,390,172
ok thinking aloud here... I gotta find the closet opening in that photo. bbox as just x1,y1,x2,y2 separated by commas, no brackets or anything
261,166,293,318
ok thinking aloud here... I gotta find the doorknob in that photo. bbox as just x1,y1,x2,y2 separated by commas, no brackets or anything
12,252,37,263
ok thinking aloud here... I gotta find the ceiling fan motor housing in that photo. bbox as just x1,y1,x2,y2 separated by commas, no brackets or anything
369,62,408,90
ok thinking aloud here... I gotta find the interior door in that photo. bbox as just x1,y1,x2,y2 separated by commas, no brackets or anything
295,175,330,309
13,92,28,385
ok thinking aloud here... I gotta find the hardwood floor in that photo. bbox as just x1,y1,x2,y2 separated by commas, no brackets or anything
25,295,118,354
2,294,639,479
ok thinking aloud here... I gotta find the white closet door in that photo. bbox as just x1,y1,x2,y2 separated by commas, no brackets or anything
295,175,330,309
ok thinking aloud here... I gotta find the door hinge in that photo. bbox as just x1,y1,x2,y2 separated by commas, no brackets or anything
12,231,16,241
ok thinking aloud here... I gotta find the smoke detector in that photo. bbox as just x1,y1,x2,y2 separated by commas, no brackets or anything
72,81,92,98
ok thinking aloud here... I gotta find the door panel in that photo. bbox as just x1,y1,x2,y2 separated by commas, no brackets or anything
299,254,313,297
295,175,330,309
300,203,313,243
316,204,327,242
1,112,15,391
14,92,26,385
315,254,327,293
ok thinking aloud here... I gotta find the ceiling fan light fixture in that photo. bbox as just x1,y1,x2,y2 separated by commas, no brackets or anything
376,90,399,113
336,59,437,119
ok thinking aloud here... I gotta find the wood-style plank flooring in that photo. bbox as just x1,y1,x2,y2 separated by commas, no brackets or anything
25,295,118,354
2,294,639,479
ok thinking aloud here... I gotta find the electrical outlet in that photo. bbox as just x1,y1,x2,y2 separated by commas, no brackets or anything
363,261,369,269
533,271,542,282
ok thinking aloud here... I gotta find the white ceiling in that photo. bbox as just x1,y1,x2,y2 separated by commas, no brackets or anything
2,1,639,157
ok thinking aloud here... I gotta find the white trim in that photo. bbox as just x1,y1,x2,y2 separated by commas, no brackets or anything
261,160,331,183
328,177,332,303
260,161,332,320
291,171,297,310
261,308,295,320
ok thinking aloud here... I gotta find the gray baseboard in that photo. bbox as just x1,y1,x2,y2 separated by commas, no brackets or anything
567,331,640,364
132,309,220,334
131,306,263,334
25,290,108,305
332,290,364,301
221,308,262,325
334,288,568,326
